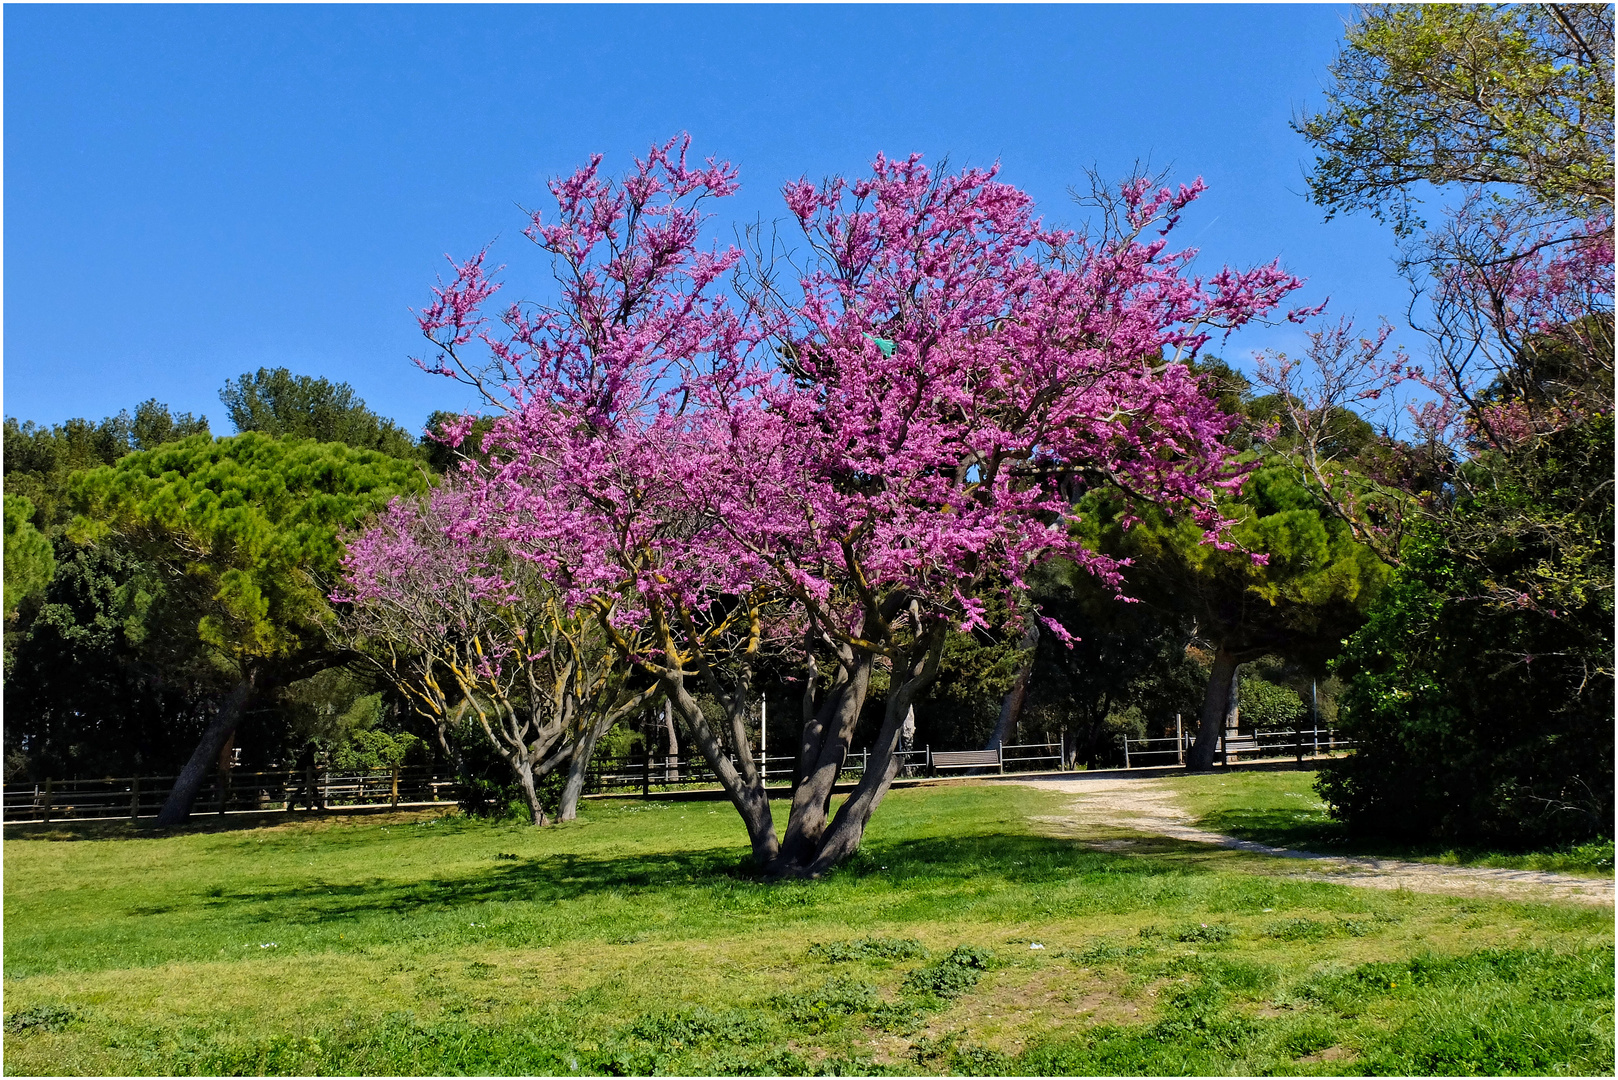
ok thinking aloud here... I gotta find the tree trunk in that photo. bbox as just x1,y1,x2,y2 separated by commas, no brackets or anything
515,758,547,826
1187,646,1240,771
1224,664,1242,737
986,619,1039,751
155,678,253,826
663,674,779,865
801,628,946,876
656,613,942,877
662,698,679,781
777,652,872,869
557,714,613,822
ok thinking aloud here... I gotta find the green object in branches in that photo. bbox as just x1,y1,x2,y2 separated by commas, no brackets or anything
863,334,897,357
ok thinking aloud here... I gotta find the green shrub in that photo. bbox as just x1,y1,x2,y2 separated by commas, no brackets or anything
770,975,877,1028
903,945,997,999
4,1003,80,1033
1323,417,1614,848
806,936,929,963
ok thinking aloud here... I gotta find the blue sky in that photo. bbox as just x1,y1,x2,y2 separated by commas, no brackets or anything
5,3,1412,432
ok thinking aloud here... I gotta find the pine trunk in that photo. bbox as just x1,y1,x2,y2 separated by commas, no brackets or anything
155,678,253,826
1187,646,1240,771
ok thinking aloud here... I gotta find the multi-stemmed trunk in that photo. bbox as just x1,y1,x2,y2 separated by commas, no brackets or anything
778,643,873,869
660,619,947,878
792,627,945,875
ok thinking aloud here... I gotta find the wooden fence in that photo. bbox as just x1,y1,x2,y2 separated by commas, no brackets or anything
581,741,1066,796
3,765,456,823
1120,726,1354,768
19,732,1336,822
4,742,1074,821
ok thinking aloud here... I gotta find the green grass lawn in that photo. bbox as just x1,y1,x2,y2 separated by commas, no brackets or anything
4,780,1612,1076
1163,769,1617,874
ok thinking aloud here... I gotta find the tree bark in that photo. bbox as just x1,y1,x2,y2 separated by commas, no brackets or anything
801,627,946,876
777,652,872,869
663,673,780,865
1187,645,1241,771
515,758,547,826
557,713,613,822
986,619,1039,751
662,698,679,781
155,678,253,826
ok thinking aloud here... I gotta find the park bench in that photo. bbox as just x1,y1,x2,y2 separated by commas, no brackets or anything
1221,736,1261,762
931,748,1003,774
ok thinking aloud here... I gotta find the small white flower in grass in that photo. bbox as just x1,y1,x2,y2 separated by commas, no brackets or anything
1030,942,1045,950
1262,908,1274,913
260,942,277,949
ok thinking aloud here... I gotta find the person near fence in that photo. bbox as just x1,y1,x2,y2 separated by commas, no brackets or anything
287,740,323,812
899,706,917,777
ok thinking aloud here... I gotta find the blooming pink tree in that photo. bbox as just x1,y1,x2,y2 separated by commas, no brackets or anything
336,486,656,824
405,137,1310,873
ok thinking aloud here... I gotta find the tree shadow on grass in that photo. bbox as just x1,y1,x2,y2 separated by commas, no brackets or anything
198,831,1206,926
2,806,449,843
1199,807,1617,874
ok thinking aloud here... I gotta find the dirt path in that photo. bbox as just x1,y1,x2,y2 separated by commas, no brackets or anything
1019,776,1614,907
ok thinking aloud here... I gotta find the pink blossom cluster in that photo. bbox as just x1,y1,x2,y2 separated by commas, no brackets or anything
382,141,1307,663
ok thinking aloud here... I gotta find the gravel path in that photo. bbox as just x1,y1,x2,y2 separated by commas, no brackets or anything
1020,775,1614,907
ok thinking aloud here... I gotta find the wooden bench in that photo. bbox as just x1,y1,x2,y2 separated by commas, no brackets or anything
931,749,1003,774
1222,737,1260,762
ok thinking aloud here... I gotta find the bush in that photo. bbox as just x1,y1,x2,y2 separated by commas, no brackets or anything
1321,417,1613,847
806,937,929,963
903,945,996,999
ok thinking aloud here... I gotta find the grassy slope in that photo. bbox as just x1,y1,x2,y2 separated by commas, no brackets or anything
3,782,1612,1076
1163,769,1617,874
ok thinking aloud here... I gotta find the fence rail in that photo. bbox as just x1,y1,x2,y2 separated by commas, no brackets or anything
1120,727,1354,768
2,765,455,823
5,734,1352,821
581,741,1067,795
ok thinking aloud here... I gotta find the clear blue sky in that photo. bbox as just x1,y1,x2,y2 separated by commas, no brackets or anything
5,3,1410,433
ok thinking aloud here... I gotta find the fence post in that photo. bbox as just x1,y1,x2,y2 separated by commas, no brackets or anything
1175,714,1184,766
1122,737,1131,770
42,777,53,823
130,776,141,820
1220,732,1228,768
997,744,1004,774
391,765,400,809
